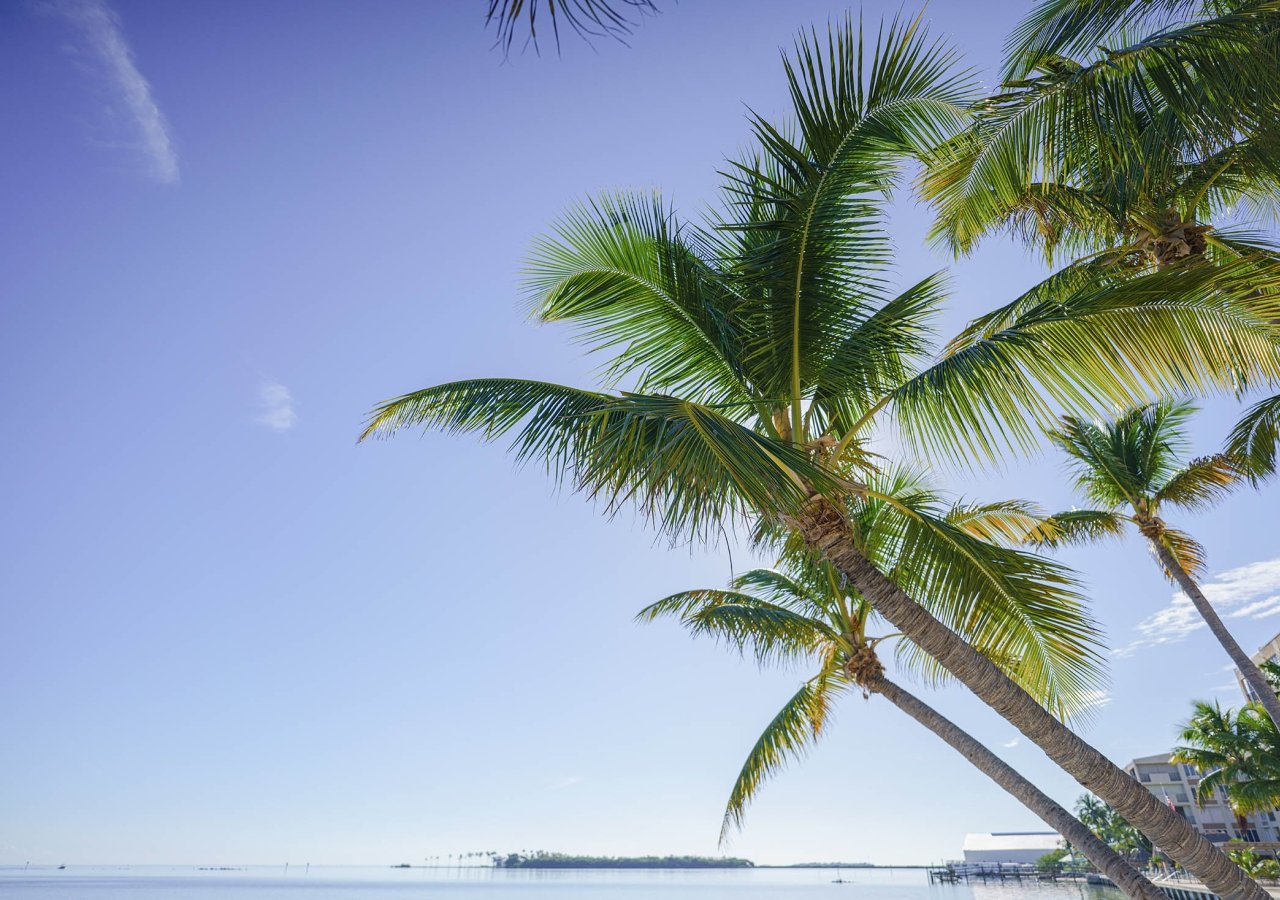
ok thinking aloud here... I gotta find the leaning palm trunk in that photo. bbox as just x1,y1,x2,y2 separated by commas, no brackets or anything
868,674,1166,900
793,497,1267,900
1147,536,1280,729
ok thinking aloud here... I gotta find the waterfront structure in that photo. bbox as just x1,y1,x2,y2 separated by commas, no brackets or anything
1237,630,1280,704
961,832,1062,865
1124,753,1280,843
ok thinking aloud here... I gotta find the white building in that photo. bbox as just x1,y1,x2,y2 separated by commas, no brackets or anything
1236,630,1280,704
962,832,1062,865
1124,753,1280,844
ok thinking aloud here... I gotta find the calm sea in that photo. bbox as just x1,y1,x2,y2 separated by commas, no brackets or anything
0,865,1126,900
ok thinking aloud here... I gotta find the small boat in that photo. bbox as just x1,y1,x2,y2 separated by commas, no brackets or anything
832,867,853,883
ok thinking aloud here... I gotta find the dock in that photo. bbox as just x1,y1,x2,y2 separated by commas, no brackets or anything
1151,876,1280,900
927,862,1068,884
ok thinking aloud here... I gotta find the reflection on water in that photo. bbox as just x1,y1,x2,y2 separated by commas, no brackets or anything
0,865,1127,900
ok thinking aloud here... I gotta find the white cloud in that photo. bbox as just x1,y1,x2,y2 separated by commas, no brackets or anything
1002,738,1020,749
47,0,179,183
256,383,297,432
1113,558,1280,657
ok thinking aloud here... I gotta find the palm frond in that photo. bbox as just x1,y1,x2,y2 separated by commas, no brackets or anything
945,499,1049,547
362,380,845,541
934,1,1280,259
808,273,946,434
1026,509,1129,549
637,589,833,667
485,0,659,55
527,192,749,405
723,13,976,430
1003,0,1181,76
864,495,1108,722
729,568,827,616
1157,526,1209,579
1005,0,1277,80
1154,454,1241,511
1226,392,1280,482
719,675,842,843
894,255,1280,466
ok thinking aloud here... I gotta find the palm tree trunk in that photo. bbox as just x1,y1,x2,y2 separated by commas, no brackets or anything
1148,538,1280,730
867,673,1168,900
791,497,1267,900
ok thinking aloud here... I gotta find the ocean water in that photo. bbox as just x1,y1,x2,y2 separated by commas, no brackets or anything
0,865,1126,900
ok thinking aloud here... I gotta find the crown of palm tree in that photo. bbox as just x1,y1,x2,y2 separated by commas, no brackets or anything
1033,400,1240,575
920,0,1280,277
1173,700,1280,815
639,469,1106,839
364,15,1280,532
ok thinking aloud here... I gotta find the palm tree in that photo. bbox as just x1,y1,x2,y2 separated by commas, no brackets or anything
362,15,1280,897
1174,700,1280,816
1030,401,1280,729
639,474,1165,900
923,0,1280,484
1075,794,1152,857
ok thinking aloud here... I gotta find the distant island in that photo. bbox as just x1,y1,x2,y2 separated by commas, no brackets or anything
493,852,754,869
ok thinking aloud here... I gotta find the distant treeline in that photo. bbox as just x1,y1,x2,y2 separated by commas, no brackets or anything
493,852,754,869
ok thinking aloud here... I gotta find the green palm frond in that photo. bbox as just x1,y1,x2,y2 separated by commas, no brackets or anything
1026,509,1129,549
719,674,843,843
723,12,975,439
360,377,610,453
1006,1,1280,131
1154,454,1241,511
1005,0,1278,80
363,380,846,541
1227,392,1280,481
751,470,1107,715
929,0,1280,264
729,568,827,616
1003,0,1172,75
637,589,833,667
808,273,946,435
945,499,1049,546
873,497,1107,721
894,257,1280,466
527,192,749,405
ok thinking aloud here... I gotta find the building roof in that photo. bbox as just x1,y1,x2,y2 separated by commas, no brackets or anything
962,832,1061,852
1129,753,1173,766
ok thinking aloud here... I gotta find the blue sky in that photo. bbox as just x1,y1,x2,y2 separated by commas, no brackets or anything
3,0,1279,868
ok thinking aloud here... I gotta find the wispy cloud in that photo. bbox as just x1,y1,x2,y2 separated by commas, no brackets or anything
46,0,179,183
256,383,297,432
1002,738,1020,749
1113,558,1280,657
